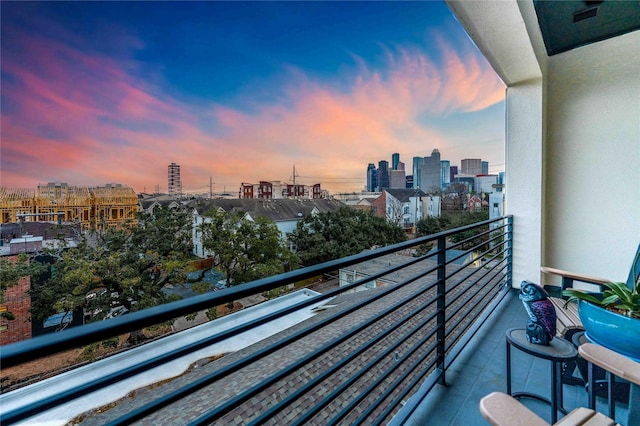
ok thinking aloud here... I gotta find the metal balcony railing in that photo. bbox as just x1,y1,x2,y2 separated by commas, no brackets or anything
1,216,513,425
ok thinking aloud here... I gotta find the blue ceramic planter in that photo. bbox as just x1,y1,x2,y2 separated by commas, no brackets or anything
579,299,640,362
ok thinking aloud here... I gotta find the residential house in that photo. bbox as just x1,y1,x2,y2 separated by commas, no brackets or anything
188,198,345,258
373,189,440,230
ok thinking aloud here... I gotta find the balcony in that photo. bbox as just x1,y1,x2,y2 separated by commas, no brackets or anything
2,0,638,424
2,215,633,425
2,217,521,424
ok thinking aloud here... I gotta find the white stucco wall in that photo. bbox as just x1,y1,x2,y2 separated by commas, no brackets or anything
447,0,640,287
505,80,543,286
542,31,640,282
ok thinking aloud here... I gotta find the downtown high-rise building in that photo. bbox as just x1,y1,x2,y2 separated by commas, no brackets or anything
441,160,451,189
392,153,400,170
450,166,458,183
412,157,424,189
420,149,441,192
377,160,390,190
389,169,406,189
482,161,489,175
168,162,182,196
461,158,482,175
366,163,377,192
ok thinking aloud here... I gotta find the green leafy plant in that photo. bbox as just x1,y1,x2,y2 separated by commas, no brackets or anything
563,280,640,319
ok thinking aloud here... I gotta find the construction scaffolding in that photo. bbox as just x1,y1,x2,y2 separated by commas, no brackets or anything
0,183,139,231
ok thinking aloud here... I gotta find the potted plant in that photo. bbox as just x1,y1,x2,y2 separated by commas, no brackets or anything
563,280,640,361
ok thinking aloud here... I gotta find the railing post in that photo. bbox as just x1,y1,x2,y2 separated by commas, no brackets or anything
506,216,513,288
436,235,446,385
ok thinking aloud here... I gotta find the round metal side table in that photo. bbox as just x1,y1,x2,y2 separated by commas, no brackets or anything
505,328,578,423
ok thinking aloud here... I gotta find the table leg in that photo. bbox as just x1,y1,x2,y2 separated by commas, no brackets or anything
552,360,561,424
506,340,512,395
588,362,596,409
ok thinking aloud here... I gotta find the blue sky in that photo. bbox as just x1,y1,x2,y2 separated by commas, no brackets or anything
1,1,505,194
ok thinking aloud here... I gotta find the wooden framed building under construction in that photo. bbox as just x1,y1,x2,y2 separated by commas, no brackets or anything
0,183,138,231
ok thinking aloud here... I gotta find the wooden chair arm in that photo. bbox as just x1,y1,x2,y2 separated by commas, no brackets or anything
541,266,610,288
480,391,620,425
479,392,548,426
578,343,640,385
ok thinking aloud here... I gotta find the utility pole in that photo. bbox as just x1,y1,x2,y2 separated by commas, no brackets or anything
209,177,214,199
291,165,300,198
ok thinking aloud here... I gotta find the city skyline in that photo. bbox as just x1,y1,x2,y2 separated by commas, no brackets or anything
1,2,505,195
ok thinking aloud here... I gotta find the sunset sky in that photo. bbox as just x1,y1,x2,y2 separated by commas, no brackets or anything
1,1,505,195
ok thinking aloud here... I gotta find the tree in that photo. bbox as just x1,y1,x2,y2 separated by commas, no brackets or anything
386,196,403,226
27,207,193,340
199,211,300,287
288,207,406,266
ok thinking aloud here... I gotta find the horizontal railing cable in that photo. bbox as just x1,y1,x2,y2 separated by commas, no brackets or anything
6,262,423,424
108,252,443,425
370,342,442,426
443,284,513,371
317,334,440,426
444,246,508,300
444,272,509,350
337,339,441,426
3,228,467,367
0,216,513,426
189,287,440,425
444,253,508,312
390,285,513,426
2,288,342,424
244,291,441,425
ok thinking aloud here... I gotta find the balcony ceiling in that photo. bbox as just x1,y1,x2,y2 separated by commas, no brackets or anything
534,0,640,55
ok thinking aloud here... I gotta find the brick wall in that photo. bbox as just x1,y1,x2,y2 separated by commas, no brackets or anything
1,274,32,345
371,192,387,219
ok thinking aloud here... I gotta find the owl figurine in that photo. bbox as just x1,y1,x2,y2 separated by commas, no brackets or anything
519,280,556,345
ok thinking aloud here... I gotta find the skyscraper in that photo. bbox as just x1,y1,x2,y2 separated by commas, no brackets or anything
482,161,489,175
168,162,182,196
461,158,482,175
389,169,406,189
392,153,400,170
412,157,424,189
420,149,441,192
377,160,389,190
366,163,377,192
450,166,458,183
440,160,451,189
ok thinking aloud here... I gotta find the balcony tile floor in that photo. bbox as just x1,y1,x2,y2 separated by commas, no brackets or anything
405,289,631,426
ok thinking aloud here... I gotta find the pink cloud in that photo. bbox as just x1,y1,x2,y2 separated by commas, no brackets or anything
1,28,504,195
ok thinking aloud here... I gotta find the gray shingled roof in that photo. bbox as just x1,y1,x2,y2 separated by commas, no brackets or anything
138,194,183,210
384,189,427,202
187,198,345,222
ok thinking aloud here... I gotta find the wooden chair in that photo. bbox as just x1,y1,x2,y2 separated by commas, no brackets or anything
480,391,619,426
479,343,639,426
540,243,640,386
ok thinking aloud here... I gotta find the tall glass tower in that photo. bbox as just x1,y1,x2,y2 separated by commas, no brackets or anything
440,160,451,189
366,163,377,192
482,161,489,175
412,157,424,189
377,160,389,190
392,153,400,170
